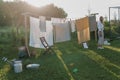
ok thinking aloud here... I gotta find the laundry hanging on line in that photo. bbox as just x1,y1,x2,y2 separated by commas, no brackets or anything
29,17,53,48
39,16,46,32
51,17,66,23
51,18,76,32
29,16,77,48
88,16,97,32
75,17,90,44
77,27,90,44
53,22,71,43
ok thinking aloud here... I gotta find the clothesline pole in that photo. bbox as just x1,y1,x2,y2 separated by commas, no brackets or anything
95,30,97,41
24,15,31,57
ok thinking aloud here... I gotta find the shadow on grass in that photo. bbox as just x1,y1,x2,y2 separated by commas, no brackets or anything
91,45,120,66
1,52,71,80
54,47,75,80
56,40,120,80
81,49,120,79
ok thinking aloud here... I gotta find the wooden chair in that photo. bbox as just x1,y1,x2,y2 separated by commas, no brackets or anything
40,37,54,54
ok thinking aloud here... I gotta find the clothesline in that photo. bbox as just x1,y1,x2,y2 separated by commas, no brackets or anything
21,12,80,21
29,16,72,48
22,12,97,50
22,12,76,56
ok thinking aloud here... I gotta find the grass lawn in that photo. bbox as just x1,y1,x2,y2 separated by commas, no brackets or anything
0,27,120,80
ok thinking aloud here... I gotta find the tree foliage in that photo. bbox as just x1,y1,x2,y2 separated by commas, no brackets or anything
0,1,68,26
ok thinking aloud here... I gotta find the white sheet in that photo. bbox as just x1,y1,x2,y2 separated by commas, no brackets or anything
39,16,46,32
51,18,66,23
29,17,53,48
41,21,53,47
53,22,71,43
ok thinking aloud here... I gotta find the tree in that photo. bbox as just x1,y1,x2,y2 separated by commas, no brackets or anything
113,11,117,25
38,4,67,18
0,2,68,26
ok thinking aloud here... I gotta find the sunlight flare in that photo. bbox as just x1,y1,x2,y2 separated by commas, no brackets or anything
25,0,50,7
104,46,120,53
82,50,120,79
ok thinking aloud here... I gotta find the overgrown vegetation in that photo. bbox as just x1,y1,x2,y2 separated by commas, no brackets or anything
104,21,120,38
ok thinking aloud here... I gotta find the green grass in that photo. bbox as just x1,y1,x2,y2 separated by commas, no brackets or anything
0,27,120,80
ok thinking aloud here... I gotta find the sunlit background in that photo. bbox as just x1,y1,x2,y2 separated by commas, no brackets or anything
3,0,120,20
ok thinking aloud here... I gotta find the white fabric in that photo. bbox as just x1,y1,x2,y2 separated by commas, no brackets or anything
83,42,88,48
51,18,66,23
97,21,104,45
97,21,104,31
98,31,104,45
39,16,46,32
29,17,53,48
53,22,71,43
104,40,110,45
41,21,53,47
29,17,41,48
70,20,76,32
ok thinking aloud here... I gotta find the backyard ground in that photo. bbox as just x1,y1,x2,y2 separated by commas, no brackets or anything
0,27,120,80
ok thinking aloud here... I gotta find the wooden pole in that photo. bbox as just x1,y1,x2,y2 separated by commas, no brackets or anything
109,7,112,38
95,30,97,41
24,15,31,57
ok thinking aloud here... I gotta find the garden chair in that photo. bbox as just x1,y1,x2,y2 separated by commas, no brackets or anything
40,37,54,54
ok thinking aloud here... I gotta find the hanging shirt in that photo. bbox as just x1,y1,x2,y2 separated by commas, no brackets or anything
97,21,104,45
97,21,104,31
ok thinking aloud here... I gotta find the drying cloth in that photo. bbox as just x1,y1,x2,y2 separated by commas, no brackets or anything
40,21,53,48
75,17,90,44
97,21,104,31
29,17,53,48
39,16,46,32
75,17,89,31
89,16,97,31
51,18,66,23
77,27,90,44
29,17,41,48
53,22,71,43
